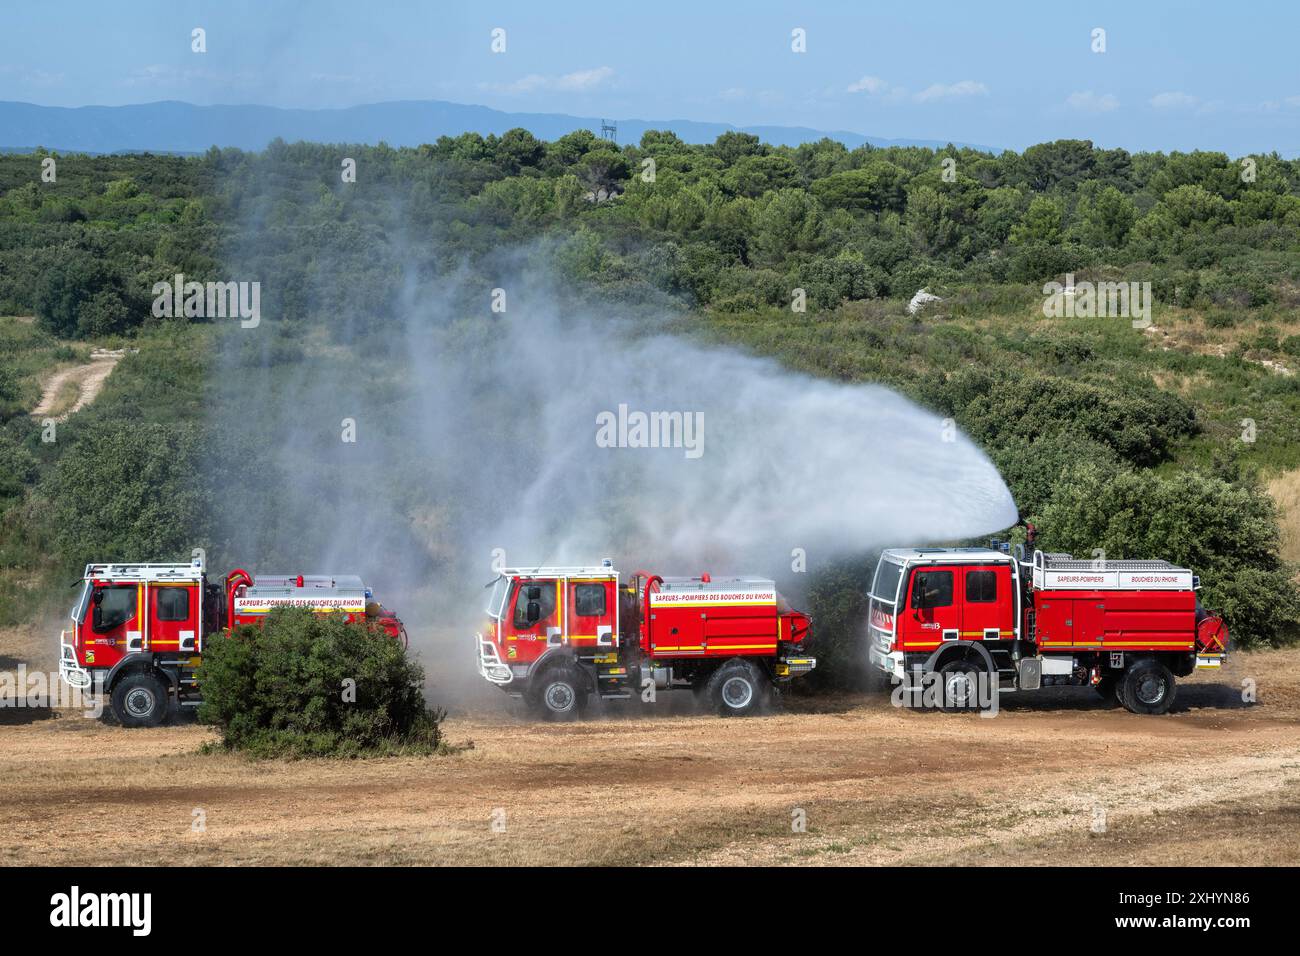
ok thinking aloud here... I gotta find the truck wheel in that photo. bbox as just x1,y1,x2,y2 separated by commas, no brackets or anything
706,660,769,717
1119,659,1177,715
530,665,589,721
110,672,169,728
937,660,985,713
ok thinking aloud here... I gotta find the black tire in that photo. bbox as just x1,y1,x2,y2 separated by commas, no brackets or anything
705,659,770,717
528,664,589,721
110,672,169,728
1094,675,1120,707
1119,659,1177,715
937,659,986,713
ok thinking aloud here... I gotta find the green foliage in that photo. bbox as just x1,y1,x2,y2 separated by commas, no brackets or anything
931,368,1198,468
1010,196,1064,245
46,419,210,569
197,607,442,758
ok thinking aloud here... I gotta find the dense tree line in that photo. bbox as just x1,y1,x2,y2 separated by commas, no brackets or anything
5,133,1298,338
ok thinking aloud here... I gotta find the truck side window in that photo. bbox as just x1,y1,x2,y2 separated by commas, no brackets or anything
93,586,137,632
910,570,953,610
157,587,190,622
513,583,556,628
966,570,997,603
574,583,606,617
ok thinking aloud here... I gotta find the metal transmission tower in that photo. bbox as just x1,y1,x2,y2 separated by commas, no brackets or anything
600,119,617,143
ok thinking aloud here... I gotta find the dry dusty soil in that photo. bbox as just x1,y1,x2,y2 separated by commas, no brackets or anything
29,349,123,421
2,619,1298,866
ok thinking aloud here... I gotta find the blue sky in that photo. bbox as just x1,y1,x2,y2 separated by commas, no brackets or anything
1,0,1297,153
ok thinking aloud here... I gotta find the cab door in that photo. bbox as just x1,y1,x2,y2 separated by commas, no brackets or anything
84,582,142,666
898,566,960,650
502,578,561,665
566,579,616,649
960,566,1013,641
150,583,200,653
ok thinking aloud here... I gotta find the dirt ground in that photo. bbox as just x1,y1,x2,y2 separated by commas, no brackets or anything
2,618,1298,866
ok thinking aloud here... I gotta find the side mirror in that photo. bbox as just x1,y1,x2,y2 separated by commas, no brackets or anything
526,601,541,625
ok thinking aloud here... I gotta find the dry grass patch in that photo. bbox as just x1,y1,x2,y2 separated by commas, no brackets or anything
1268,468,1300,564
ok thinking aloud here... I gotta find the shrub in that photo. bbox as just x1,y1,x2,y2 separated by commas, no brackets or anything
197,607,442,757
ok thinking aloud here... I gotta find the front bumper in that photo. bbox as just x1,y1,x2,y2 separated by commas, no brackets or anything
869,645,905,681
59,633,92,690
475,632,514,685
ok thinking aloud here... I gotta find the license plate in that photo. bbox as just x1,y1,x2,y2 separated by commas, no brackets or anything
1196,654,1223,669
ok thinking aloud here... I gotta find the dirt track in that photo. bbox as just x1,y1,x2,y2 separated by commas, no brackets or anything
29,349,123,421
3,629,1298,866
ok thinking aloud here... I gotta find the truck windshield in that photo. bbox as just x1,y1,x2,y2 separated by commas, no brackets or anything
870,559,904,605
70,581,91,623
486,577,508,619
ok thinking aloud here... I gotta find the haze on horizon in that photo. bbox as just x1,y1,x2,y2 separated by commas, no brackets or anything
1,0,1297,155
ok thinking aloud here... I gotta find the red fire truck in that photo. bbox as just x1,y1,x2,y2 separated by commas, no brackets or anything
475,561,815,718
58,556,406,727
867,545,1229,714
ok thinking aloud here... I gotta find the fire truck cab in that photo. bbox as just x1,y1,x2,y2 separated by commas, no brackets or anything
59,558,213,727
59,556,407,727
867,546,1228,714
476,561,814,719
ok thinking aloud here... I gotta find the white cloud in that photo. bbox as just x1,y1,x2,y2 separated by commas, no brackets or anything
485,66,614,95
554,66,614,92
846,75,888,95
1149,91,1198,110
914,80,988,102
1065,90,1119,113
719,86,747,101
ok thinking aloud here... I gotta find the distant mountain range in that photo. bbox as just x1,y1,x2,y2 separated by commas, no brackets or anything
0,99,1000,155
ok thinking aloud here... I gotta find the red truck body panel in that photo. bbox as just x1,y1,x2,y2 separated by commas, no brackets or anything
1033,589,1197,651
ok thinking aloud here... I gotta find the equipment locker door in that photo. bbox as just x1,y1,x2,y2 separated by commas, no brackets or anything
1034,597,1074,646
1074,597,1106,646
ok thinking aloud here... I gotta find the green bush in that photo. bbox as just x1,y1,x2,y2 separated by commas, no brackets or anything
197,607,442,758
46,420,210,568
